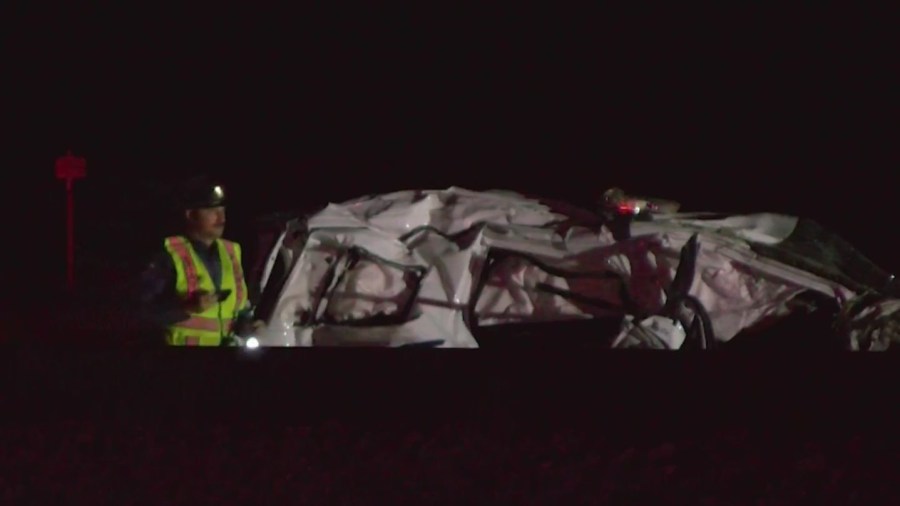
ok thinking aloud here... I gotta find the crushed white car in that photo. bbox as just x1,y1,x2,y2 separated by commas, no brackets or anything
243,187,900,350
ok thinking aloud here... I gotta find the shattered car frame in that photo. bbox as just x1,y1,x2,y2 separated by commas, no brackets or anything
243,187,900,350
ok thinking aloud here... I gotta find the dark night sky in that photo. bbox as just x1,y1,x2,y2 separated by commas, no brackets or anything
2,5,896,290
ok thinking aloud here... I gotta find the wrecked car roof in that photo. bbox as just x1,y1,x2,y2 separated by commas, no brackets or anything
247,187,898,350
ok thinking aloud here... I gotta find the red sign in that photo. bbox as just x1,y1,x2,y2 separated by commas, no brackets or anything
55,151,87,180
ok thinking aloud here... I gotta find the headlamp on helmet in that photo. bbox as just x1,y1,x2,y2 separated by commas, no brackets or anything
181,178,227,209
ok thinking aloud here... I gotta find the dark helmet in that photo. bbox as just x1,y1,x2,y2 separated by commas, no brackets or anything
178,175,227,210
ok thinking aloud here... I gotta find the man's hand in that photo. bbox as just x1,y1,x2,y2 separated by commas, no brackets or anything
184,290,218,313
235,318,266,337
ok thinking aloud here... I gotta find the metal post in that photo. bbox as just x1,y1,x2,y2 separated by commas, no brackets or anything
67,178,75,290
55,151,86,292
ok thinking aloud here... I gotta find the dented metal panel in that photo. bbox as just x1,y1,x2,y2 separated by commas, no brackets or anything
244,187,899,350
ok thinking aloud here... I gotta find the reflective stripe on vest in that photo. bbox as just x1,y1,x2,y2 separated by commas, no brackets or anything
179,334,225,347
178,317,235,334
167,237,200,294
180,316,223,332
222,241,247,310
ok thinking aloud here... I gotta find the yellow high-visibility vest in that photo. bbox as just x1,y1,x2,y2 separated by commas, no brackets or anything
164,236,249,346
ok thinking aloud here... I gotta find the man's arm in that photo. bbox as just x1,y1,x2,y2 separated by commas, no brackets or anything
232,241,266,335
137,250,191,328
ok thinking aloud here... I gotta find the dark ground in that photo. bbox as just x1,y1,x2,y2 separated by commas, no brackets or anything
5,291,900,503
3,416,898,505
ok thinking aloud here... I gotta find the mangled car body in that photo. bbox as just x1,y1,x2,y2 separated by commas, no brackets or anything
245,187,900,350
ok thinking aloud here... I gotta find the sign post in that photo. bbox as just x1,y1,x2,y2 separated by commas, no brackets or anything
55,150,87,291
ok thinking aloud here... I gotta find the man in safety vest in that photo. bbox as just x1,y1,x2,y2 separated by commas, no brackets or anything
138,176,256,346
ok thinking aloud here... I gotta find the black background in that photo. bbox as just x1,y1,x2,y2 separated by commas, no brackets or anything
3,4,896,293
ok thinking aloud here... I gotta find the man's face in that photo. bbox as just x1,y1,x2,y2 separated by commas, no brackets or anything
186,206,226,240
